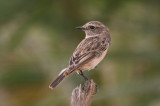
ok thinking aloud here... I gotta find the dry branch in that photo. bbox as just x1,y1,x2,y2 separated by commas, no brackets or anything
71,80,97,106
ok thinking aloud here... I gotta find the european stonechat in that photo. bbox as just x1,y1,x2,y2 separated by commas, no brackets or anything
49,21,111,89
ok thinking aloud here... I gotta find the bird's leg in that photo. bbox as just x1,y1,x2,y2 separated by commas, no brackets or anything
94,65,98,69
78,70,92,91
78,70,88,81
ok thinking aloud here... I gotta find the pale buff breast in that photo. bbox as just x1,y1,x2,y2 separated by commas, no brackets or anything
80,48,108,71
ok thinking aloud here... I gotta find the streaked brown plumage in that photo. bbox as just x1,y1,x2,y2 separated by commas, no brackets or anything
49,21,111,89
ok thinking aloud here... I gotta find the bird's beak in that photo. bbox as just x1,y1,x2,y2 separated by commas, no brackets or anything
76,26,85,30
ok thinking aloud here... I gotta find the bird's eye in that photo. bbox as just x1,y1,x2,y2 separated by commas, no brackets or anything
90,26,95,29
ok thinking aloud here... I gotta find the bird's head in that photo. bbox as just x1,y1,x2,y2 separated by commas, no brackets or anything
76,21,108,38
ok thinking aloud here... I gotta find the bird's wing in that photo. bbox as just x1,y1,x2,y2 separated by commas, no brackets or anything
68,36,109,73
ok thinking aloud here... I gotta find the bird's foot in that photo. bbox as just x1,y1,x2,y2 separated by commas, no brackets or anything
82,79,97,95
82,79,91,92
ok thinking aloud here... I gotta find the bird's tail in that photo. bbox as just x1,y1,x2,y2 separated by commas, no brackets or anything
49,68,67,89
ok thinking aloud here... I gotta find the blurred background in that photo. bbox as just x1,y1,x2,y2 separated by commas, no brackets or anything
0,0,160,106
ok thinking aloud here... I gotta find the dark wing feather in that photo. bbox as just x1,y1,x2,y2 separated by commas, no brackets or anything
68,36,108,73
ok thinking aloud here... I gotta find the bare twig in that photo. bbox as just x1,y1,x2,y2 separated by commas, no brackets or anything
71,80,97,106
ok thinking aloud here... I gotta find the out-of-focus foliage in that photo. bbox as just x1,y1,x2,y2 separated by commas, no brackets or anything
0,0,160,106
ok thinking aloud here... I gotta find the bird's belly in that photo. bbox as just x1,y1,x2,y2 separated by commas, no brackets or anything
81,49,108,71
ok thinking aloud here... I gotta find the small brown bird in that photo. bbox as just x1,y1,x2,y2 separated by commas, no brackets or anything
49,21,111,89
